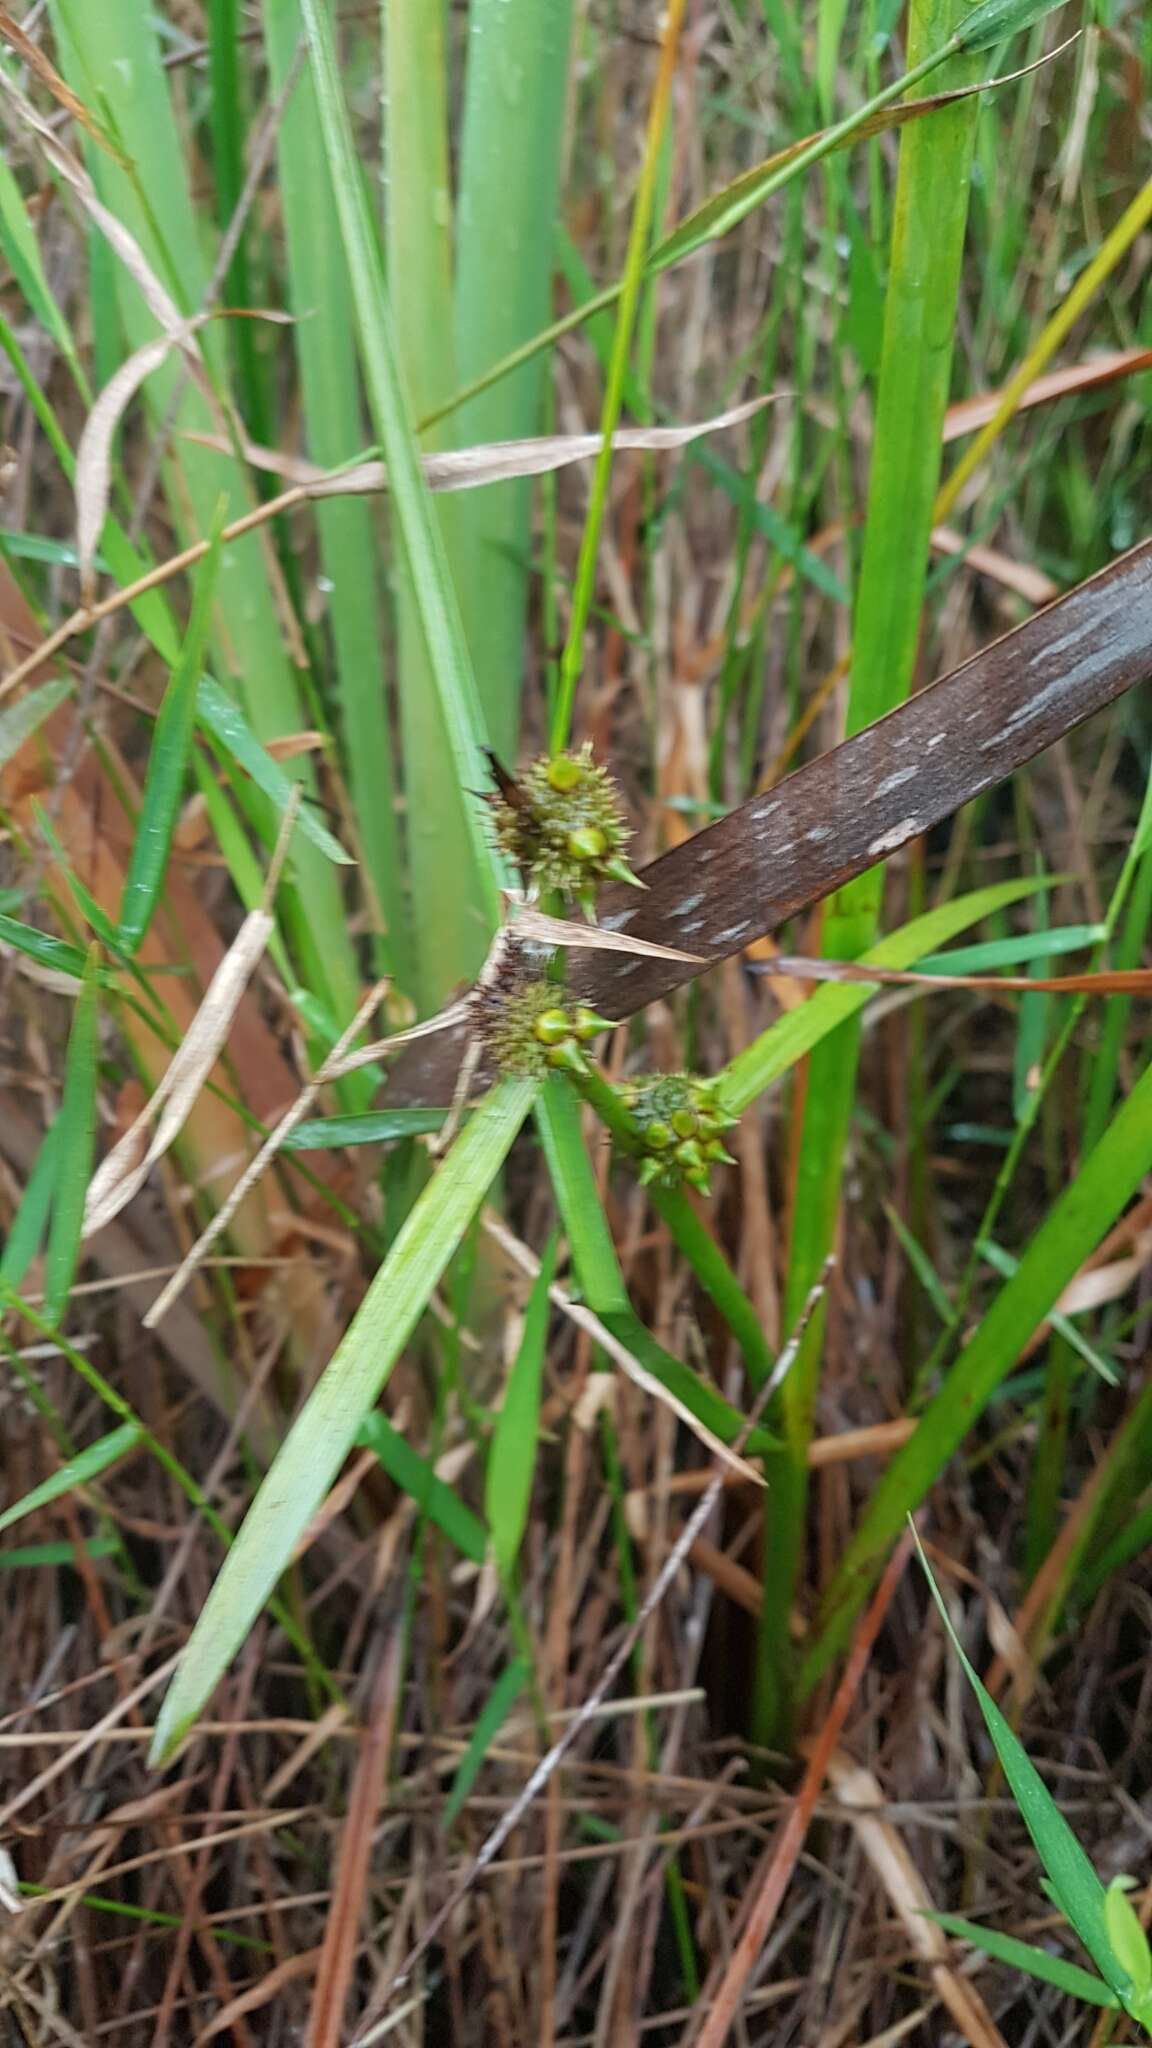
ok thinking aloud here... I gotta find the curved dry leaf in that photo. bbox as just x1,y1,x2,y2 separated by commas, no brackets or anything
943,345,1152,443
186,394,781,499
0,66,183,337
82,909,274,1237
76,318,213,596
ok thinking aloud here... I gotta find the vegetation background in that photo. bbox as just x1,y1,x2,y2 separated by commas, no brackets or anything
0,0,1151,2040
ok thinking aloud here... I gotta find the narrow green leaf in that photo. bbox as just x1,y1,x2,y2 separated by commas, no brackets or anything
915,1532,1129,2000
757,0,982,1751
264,0,406,978
0,912,95,985
648,42,973,275
534,1080,627,1313
536,1082,773,1451
928,1914,1120,2006
299,0,504,927
442,1657,530,1828
0,152,84,383
0,1118,61,1291
0,679,73,771
117,535,222,954
1105,1879,1152,2000
453,0,574,761
598,1305,774,1454
918,925,1106,974
195,677,353,867
807,1052,1152,1693
956,0,1070,54
150,1076,537,1761
356,1412,487,1564
0,1423,142,1537
721,876,1055,1114
283,1110,448,1151
486,1235,557,1578
979,1239,1118,1385
50,0,363,1027
0,1537,120,1570
884,1205,955,1325
43,947,100,1324
32,800,121,951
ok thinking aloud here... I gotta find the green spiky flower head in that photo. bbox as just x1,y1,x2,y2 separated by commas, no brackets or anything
618,1071,738,1195
470,951,615,1079
486,745,642,912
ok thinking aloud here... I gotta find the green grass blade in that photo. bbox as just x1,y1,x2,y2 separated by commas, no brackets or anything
754,0,995,1737
194,677,353,868
442,1657,530,1828
550,0,685,750
916,1532,1129,2000
805,1053,1152,1693
0,678,73,769
486,1235,557,1578
979,1239,1117,1385
116,534,222,954
382,0,484,1008
0,1119,62,1291
956,0,1072,53
534,1079,628,1311
283,1109,447,1150
0,150,86,389
0,1538,119,1570
919,925,1106,974
0,1422,142,1538
150,1075,537,1760
47,0,362,1022
536,1083,772,1453
263,0,407,979
928,1915,1120,2007
720,876,1053,1114
43,947,100,1323
356,1412,487,1564
452,0,574,760
0,914,96,984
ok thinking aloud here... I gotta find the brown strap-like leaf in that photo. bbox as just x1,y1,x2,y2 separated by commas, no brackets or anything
388,538,1152,1103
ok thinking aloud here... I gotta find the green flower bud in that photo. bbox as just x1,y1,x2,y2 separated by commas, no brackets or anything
674,1139,704,1172
567,825,607,863
572,1006,617,1042
670,1108,697,1139
533,1007,576,1046
546,754,584,792
545,1039,588,1075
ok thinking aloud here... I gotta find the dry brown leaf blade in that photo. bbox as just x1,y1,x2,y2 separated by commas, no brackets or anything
82,910,275,1237
943,345,1152,442
185,394,780,499
761,956,1152,997
0,6,127,162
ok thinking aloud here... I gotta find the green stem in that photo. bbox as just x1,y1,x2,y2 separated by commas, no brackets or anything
566,1062,773,1389
549,0,687,750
